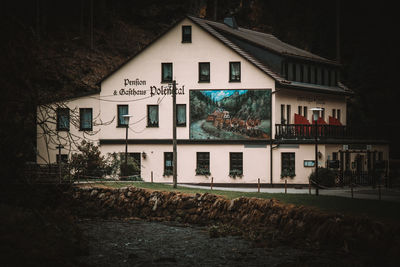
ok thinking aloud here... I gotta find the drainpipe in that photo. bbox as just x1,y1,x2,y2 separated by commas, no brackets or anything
270,88,281,186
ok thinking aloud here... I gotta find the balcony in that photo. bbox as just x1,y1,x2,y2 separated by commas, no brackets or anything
274,124,381,141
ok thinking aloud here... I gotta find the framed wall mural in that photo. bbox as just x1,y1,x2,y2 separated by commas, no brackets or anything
190,89,271,140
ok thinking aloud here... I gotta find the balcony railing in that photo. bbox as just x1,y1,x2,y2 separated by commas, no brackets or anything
275,124,380,140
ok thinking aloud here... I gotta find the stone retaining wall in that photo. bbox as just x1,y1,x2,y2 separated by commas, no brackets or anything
69,186,399,257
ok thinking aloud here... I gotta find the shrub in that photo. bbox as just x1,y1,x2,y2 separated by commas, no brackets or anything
281,168,295,178
309,167,336,187
70,140,107,179
70,141,134,179
196,168,211,176
229,169,243,178
119,154,140,177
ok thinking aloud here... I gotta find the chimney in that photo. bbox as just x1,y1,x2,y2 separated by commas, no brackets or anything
224,16,238,29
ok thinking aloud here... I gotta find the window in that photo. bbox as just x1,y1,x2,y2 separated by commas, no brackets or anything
300,64,304,82
288,62,293,80
321,108,325,121
281,104,285,124
312,110,320,122
334,71,338,86
303,106,308,119
56,154,68,164
337,109,341,122
303,64,308,83
310,66,315,84
330,70,336,86
317,68,322,85
229,152,243,175
79,108,93,131
176,104,186,127
147,105,159,127
57,108,69,131
281,152,295,177
296,64,302,82
229,62,241,82
162,63,172,83
182,25,192,43
286,105,291,124
196,152,210,175
332,109,336,118
326,69,331,86
292,63,297,81
298,106,302,116
332,152,338,161
117,105,129,127
198,62,210,82
282,61,288,79
164,152,173,176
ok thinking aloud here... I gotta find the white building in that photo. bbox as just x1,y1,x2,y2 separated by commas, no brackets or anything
37,15,389,186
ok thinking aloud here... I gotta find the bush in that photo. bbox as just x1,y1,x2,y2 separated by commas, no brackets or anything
309,167,336,187
70,141,129,179
196,168,211,176
70,140,107,179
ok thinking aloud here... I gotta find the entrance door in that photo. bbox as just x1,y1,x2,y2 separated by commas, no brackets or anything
356,155,364,173
355,154,368,184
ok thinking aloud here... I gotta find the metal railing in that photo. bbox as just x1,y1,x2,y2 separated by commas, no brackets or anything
275,124,380,140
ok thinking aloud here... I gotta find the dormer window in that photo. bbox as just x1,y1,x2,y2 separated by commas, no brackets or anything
182,25,191,43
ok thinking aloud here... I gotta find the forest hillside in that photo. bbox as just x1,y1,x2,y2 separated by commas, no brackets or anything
1,0,399,180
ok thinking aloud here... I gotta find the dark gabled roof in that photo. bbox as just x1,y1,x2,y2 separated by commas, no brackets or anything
38,90,100,105
187,16,286,83
188,16,352,96
190,16,338,65
98,15,353,96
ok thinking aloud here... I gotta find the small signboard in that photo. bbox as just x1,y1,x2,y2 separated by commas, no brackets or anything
304,160,315,167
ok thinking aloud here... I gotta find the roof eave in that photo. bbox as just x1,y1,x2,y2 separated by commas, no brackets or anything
276,81,354,96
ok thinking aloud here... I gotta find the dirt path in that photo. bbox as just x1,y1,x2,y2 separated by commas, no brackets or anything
76,219,330,267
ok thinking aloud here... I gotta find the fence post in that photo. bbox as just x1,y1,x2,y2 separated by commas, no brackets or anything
151,171,153,183
308,178,311,195
350,173,354,199
378,176,381,201
257,178,260,193
285,179,287,194
211,177,213,190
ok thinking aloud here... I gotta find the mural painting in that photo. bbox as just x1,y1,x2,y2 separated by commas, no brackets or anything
190,89,271,140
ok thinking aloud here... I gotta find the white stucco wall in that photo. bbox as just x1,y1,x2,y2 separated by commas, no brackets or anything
273,144,318,184
100,144,269,183
36,94,100,164
99,18,275,141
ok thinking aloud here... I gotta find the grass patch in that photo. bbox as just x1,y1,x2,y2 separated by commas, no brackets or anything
93,182,400,223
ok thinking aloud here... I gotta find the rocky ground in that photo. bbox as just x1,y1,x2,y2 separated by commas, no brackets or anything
76,218,353,267
1,184,399,266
